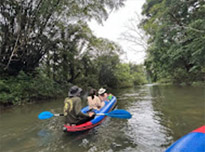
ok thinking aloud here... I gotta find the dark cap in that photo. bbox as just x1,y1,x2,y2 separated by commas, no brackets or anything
68,86,82,97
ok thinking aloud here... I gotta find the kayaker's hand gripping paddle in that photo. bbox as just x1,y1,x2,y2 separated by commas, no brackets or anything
38,109,132,120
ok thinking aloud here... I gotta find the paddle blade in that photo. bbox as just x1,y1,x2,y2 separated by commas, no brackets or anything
38,111,54,120
105,109,132,119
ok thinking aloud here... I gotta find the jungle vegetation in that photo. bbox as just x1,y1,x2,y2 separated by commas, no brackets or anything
141,0,205,84
0,0,147,105
2,0,203,106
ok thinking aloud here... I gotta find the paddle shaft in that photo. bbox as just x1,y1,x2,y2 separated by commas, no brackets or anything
96,113,106,116
54,113,64,116
54,113,110,117
38,109,131,120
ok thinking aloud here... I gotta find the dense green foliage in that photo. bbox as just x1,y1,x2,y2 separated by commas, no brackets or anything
0,0,125,75
141,0,205,84
0,71,65,105
114,64,147,88
0,0,147,105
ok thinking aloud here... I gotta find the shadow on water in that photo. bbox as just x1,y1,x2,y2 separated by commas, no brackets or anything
0,84,204,152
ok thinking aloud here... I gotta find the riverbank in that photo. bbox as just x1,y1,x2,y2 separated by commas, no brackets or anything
0,71,67,106
1,74,203,108
0,64,148,107
156,78,205,87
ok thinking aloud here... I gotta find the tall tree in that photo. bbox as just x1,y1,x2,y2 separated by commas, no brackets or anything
120,13,149,52
0,0,125,75
141,0,205,84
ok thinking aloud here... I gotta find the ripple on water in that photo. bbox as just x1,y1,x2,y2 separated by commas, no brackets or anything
117,86,170,150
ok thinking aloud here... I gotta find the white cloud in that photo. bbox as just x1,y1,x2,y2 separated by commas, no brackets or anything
88,0,146,64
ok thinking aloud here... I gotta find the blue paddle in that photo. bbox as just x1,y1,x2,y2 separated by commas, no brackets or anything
38,109,132,120
38,111,55,120
97,109,132,119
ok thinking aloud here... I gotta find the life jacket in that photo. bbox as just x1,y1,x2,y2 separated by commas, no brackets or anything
63,97,90,125
64,97,73,116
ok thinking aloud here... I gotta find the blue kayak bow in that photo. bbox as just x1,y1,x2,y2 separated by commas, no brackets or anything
38,109,132,120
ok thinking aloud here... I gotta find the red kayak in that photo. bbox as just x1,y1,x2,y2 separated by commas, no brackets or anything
63,96,117,132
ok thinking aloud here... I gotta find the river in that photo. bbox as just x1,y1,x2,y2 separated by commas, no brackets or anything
0,84,204,152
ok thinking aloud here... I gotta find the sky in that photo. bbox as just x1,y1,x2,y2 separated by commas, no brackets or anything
88,0,146,64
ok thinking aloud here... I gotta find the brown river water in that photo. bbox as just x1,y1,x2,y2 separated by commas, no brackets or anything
0,84,204,152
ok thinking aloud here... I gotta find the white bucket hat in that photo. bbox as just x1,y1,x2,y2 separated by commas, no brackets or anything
98,88,106,95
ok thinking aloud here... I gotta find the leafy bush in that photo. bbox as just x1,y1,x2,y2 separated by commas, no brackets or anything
114,64,134,88
0,71,65,105
114,63,147,88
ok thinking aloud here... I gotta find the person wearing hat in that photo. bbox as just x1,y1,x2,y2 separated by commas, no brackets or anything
87,88,105,110
64,85,95,126
98,88,113,102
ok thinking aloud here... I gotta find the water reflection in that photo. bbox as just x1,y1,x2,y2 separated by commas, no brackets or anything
117,86,169,151
149,85,204,141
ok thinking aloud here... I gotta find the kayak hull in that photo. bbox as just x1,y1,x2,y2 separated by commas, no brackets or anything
63,96,117,132
166,126,205,152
